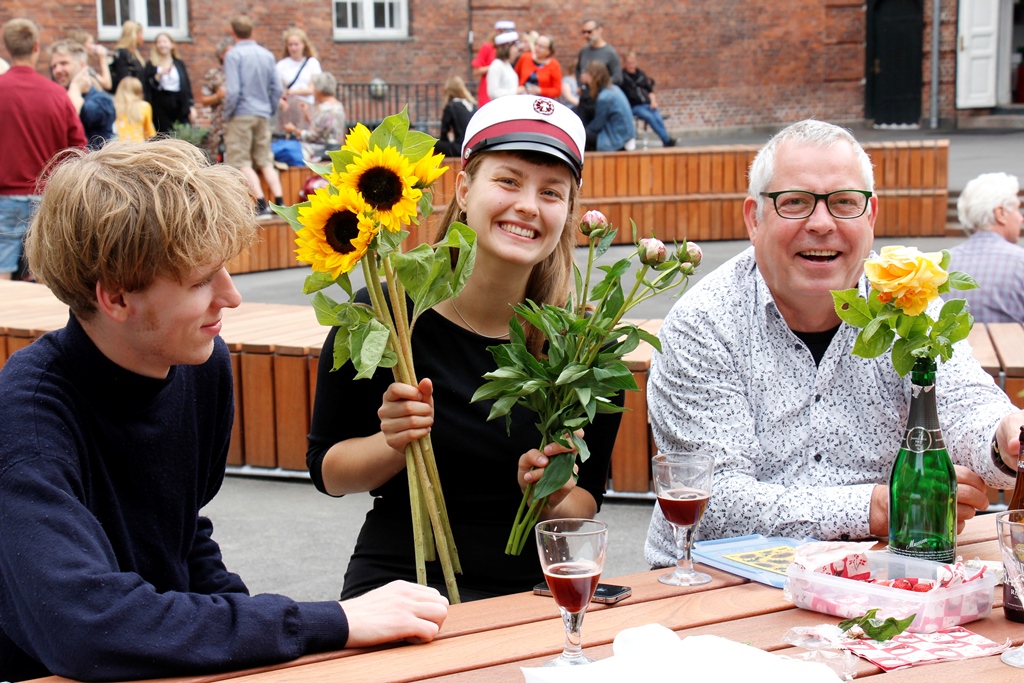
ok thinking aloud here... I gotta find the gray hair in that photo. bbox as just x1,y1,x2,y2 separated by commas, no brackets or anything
215,37,234,60
312,71,337,97
49,39,88,63
748,119,875,222
957,172,1020,233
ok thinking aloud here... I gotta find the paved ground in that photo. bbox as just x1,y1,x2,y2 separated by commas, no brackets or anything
206,127,1024,603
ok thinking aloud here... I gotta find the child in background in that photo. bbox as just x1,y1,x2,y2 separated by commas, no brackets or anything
114,76,156,142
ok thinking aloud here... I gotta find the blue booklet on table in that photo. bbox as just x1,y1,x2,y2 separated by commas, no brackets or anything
692,534,816,588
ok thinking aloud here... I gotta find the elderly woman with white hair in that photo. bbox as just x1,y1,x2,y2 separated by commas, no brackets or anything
283,71,346,160
946,172,1024,323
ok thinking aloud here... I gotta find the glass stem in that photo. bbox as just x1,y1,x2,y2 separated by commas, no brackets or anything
560,608,586,660
674,523,695,574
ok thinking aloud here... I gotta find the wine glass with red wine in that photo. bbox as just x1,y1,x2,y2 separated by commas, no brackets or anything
652,452,715,586
535,518,608,667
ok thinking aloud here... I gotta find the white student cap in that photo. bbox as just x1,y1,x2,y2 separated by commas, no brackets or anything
494,20,516,31
461,95,586,185
493,31,519,46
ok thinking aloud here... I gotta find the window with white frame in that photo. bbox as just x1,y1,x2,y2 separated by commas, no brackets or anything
333,0,409,40
96,0,189,43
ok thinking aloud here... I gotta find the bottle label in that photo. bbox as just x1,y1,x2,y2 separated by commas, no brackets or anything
889,544,955,564
903,428,945,453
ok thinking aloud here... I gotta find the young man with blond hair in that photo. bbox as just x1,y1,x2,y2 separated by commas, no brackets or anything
0,139,447,682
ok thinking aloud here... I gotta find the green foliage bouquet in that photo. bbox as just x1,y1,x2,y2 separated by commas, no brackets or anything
273,110,473,601
471,210,703,555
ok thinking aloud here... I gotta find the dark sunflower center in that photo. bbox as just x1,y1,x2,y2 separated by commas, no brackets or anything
357,167,403,210
324,211,361,254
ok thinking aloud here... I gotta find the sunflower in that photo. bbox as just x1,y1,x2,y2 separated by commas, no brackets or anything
295,186,377,278
342,123,372,155
410,151,449,188
340,146,423,232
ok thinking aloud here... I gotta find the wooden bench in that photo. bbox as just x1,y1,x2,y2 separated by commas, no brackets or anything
4,280,1012,499
254,140,950,274
0,281,656,495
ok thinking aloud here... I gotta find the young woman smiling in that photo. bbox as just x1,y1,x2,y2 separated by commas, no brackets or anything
306,96,623,602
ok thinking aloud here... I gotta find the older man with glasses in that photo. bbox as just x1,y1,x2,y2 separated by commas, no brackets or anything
575,18,621,86
643,119,1023,566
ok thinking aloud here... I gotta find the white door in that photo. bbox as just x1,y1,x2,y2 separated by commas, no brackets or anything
956,0,999,108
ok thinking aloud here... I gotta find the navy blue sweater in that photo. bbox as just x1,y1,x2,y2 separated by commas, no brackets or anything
0,316,348,681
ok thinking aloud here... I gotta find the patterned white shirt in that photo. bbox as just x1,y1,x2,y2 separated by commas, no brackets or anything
644,247,1016,568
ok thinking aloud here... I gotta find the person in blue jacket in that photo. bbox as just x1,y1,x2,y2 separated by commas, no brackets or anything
583,60,635,152
0,138,447,682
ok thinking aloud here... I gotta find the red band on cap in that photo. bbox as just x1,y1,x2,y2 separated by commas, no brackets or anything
463,119,581,163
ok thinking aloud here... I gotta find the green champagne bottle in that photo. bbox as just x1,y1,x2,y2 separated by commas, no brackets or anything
888,356,956,563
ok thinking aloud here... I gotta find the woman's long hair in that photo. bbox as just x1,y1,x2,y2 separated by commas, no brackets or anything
114,76,146,125
114,20,144,64
434,150,580,355
443,74,476,105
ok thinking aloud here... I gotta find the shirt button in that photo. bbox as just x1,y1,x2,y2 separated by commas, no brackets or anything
814,394,821,403
840,533,850,541
814,454,822,462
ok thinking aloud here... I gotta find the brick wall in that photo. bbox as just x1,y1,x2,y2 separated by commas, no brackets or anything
1,0,963,132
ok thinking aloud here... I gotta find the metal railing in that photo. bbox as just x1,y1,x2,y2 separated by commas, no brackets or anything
338,83,445,137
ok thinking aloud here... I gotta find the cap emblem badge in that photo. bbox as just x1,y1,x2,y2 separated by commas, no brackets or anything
533,98,555,116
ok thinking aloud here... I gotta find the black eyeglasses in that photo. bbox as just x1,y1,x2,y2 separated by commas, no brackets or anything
581,29,593,35
760,189,873,220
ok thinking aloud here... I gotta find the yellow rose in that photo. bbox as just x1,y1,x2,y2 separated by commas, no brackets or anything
863,246,947,316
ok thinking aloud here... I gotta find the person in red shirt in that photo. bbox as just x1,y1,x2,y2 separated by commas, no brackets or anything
516,34,562,99
0,17,86,280
472,19,515,107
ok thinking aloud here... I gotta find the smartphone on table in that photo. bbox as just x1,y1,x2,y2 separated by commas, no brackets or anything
533,581,632,604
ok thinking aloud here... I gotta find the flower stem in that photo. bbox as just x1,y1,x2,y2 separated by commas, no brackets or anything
382,257,462,603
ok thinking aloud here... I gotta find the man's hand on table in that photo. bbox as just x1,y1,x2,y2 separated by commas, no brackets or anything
340,580,449,648
869,465,991,537
995,410,1024,472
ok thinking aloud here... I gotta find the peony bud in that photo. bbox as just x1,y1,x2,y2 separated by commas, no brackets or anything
579,209,609,236
681,241,702,267
680,262,695,276
638,237,668,266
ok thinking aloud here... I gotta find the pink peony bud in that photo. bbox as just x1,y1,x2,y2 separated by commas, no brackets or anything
678,241,702,267
579,209,610,236
638,237,668,266
680,262,695,276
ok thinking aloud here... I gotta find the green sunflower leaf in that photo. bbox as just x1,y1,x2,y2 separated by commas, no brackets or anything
369,107,410,153
402,130,438,163
303,271,337,295
272,201,306,232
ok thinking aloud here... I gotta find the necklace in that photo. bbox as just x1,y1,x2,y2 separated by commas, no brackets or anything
449,299,510,339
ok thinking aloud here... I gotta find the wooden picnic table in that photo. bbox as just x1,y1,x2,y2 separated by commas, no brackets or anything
24,514,1024,683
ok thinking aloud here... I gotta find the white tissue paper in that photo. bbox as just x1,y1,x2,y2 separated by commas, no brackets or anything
521,624,841,682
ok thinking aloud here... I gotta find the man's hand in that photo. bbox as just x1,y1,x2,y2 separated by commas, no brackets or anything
995,411,1024,472
953,465,989,533
340,580,448,648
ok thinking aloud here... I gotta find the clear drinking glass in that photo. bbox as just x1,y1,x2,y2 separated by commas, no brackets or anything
652,452,715,586
535,518,608,667
996,510,1024,668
